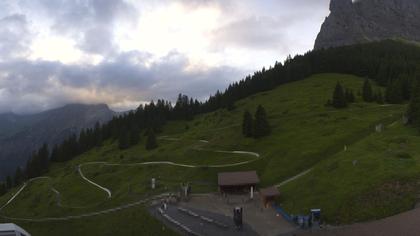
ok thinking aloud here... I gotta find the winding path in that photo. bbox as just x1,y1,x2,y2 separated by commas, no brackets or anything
77,138,261,198
0,137,262,221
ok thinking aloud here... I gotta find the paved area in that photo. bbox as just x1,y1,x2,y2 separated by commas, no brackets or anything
293,206,420,236
151,205,258,236
179,193,297,236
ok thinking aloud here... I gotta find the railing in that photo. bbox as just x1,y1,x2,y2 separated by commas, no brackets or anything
272,204,294,223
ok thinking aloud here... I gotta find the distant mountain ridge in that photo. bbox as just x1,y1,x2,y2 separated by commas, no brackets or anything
0,104,116,179
315,0,420,49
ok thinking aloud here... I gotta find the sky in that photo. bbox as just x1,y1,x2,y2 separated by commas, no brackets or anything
0,0,330,114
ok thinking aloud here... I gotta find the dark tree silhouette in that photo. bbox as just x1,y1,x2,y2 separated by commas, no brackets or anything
6,175,12,190
407,79,420,129
0,182,6,196
385,79,404,104
375,90,384,104
146,129,158,150
253,105,271,138
242,110,254,137
14,167,24,187
118,130,130,150
362,79,374,102
332,82,347,108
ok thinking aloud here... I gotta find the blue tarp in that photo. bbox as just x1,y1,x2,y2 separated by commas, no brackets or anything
272,204,293,223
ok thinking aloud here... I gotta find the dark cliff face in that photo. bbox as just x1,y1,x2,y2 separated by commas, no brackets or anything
314,0,420,49
0,104,116,179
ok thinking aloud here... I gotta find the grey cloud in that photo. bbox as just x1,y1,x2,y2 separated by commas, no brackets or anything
0,51,243,114
20,0,137,55
0,14,32,60
77,27,117,55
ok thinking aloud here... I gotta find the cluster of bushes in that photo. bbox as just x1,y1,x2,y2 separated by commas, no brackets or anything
326,82,355,108
327,79,387,108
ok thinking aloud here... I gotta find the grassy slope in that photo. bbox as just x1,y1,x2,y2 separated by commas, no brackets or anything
281,121,420,224
0,73,409,234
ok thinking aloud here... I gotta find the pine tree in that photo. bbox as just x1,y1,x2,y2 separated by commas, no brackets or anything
385,80,404,104
93,122,103,147
242,110,254,137
37,143,50,174
129,125,140,146
118,131,130,150
362,79,374,102
14,167,24,187
253,105,271,138
345,89,355,103
376,90,384,104
0,182,6,196
6,175,12,189
407,79,420,129
332,82,347,108
145,129,158,150
50,145,60,162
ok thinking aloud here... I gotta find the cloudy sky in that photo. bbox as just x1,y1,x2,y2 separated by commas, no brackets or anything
0,0,329,114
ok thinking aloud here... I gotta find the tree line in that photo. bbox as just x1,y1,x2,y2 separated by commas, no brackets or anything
200,40,420,115
0,97,195,193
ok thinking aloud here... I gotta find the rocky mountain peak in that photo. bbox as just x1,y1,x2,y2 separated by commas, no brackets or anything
315,0,420,50
330,0,353,12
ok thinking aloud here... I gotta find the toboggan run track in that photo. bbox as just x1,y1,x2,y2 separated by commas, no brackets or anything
0,137,262,221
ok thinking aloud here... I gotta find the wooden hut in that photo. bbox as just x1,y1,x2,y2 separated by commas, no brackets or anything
260,186,280,207
218,171,260,194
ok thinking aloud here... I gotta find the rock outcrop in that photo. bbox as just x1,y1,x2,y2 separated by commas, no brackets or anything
314,0,420,49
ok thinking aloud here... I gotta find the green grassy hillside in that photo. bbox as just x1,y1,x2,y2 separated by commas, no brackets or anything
281,121,420,224
0,73,409,235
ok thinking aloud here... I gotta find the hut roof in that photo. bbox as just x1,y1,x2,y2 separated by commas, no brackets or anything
218,171,260,186
260,186,280,197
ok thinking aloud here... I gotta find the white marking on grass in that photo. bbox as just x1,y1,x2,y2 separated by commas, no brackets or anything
276,168,313,188
0,183,27,211
0,177,50,211
78,162,112,198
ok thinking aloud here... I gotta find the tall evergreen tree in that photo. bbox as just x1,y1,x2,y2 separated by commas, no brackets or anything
332,82,347,108
6,175,12,189
375,90,384,104
0,182,6,196
14,167,24,187
253,105,271,138
145,129,158,150
362,79,374,102
37,143,50,174
129,125,140,146
345,88,355,103
118,130,130,150
50,145,60,162
385,79,404,104
407,79,420,129
242,110,254,137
